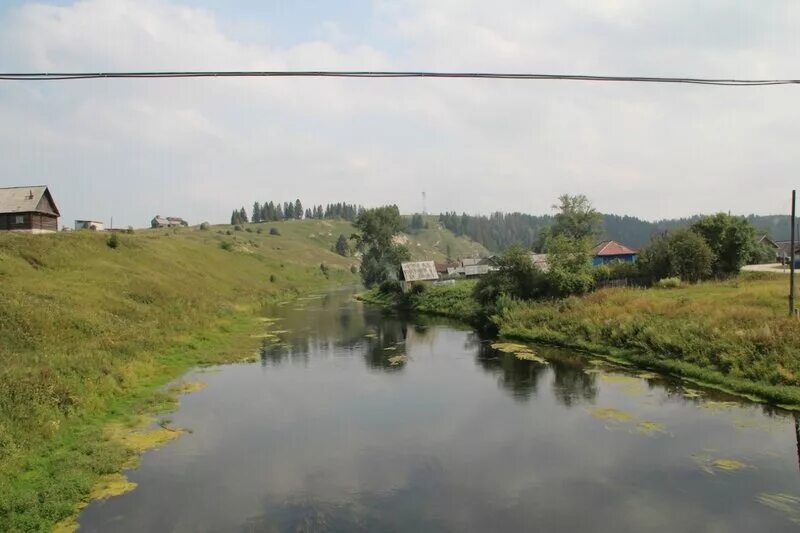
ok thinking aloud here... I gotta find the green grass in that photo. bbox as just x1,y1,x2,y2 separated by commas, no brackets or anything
0,219,363,531
363,273,800,407
401,217,488,261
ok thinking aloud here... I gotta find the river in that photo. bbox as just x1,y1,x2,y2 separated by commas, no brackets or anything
78,289,800,532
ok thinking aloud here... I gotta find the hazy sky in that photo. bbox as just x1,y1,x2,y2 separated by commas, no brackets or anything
1,0,798,227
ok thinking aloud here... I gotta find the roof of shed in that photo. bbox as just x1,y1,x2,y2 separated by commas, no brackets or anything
593,240,637,257
401,261,439,282
0,186,59,215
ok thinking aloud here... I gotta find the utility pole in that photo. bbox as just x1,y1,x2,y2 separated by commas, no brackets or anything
791,189,797,317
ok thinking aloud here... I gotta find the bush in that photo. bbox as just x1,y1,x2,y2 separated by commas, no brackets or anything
379,279,403,295
225,230,232,236
219,241,233,251
409,282,427,296
350,265,358,274
269,274,276,283
245,227,253,233
656,277,682,289
256,228,263,234
106,233,120,249
269,228,280,236
320,263,330,278
199,222,210,231
234,225,243,231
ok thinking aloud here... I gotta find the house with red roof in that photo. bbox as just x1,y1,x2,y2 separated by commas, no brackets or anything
592,240,638,266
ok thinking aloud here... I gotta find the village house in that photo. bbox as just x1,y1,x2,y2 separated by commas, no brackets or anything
754,235,781,263
151,215,188,228
400,260,439,291
0,186,60,233
75,220,105,231
592,240,638,265
776,240,800,265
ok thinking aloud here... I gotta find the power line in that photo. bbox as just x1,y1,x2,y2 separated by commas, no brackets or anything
0,70,798,86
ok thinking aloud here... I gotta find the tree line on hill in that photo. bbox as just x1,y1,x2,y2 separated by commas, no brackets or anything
230,201,364,225
439,211,792,252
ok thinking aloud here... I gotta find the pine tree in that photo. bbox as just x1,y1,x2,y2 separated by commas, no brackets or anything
295,199,303,219
240,207,248,225
252,201,261,223
276,203,284,220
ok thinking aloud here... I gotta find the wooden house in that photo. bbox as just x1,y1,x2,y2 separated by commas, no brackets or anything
401,261,439,291
151,215,188,228
592,240,638,265
0,186,60,233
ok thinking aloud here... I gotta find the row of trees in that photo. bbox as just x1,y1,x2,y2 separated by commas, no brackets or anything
230,201,365,225
439,209,788,252
638,213,757,283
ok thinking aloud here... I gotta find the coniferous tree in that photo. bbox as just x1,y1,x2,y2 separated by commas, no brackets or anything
252,202,261,223
276,203,284,220
295,199,303,219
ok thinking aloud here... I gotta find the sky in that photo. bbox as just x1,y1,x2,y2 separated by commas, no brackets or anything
0,0,799,228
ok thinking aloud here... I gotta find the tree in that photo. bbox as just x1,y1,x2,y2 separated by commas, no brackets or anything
544,234,595,297
352,206,409,289
637,232,672,283
252,201,261,223
276,203,284,220
294,199,303,220
668,228,714,283
474,244,545,308
409,213,425,231
335,234,349,257
239,207,248,225
691,213,756,277
550,194,603,241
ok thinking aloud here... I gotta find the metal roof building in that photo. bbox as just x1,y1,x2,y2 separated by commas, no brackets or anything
401,261,439,282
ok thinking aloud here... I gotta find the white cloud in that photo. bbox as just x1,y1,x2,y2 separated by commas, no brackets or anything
0,0,798,227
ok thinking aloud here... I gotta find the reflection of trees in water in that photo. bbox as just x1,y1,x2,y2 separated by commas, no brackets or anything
473,343,598,405
547,351,598,407
361,317,409,372
474,342,546,401
258,297,417,373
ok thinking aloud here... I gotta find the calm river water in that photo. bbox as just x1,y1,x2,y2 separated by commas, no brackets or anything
79,290,800,532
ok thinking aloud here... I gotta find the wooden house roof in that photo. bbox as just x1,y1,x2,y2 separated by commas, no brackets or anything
401,261,439,282
0,186,60,216
592,240,637,257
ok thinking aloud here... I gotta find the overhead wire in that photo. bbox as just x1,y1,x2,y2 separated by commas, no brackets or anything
0,70,798,86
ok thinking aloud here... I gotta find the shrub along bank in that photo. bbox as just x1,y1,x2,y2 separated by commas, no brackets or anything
0,222,358,531
364,274,800,406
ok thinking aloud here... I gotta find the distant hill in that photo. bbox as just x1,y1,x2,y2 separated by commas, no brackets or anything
439,212,793,252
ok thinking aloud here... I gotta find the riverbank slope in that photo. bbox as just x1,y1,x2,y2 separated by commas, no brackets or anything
361,274,800,406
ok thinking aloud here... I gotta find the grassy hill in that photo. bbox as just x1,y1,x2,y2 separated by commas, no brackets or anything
0,217,485,531
402,216,489,261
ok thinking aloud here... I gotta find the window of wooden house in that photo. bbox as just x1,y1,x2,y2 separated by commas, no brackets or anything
15,215,24,224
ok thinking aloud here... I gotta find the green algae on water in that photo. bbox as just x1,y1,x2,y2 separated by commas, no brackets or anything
388,355,408,366
692,451,750,474
636,421,668,436
590,408,635,423
757,493,800,523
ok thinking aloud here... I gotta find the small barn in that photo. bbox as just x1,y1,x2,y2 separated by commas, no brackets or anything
592,240,638,265
151,215,188,228
0,186,60,233
401,261,439,291
75,220,105,231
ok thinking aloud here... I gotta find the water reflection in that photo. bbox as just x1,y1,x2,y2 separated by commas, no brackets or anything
77,289,800,533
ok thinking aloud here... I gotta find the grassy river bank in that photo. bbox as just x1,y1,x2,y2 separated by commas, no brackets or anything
0,221,361,531
360,274,800,407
